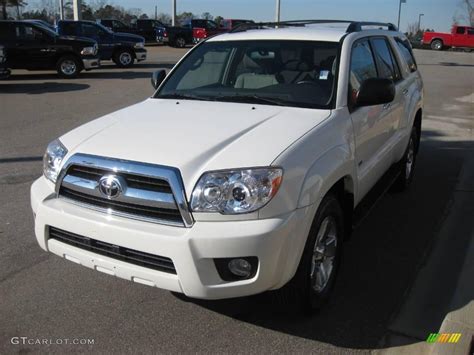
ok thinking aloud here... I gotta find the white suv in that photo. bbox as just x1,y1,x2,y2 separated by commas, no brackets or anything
31,21,423,311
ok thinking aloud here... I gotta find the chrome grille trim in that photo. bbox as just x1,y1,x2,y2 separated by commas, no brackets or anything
56,153,194,227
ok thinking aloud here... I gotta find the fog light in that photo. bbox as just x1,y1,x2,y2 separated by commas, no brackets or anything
228,258,252,277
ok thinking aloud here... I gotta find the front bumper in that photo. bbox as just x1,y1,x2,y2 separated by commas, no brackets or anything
82,56,100,70
135,48,147,62
157,36,169,44
31,176,314,299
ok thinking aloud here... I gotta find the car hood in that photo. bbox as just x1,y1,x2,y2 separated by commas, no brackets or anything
60,99,331,197
114,32,144,42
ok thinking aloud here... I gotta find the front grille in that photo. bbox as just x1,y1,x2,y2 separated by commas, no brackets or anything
56,154,193,227
49,227,177,274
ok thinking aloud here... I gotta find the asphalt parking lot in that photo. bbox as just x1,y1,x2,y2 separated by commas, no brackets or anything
0,46,473,353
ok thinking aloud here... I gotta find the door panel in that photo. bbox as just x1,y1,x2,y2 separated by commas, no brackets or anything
349,39,394,199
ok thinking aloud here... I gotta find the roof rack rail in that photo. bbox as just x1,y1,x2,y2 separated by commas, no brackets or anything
230,20,398,34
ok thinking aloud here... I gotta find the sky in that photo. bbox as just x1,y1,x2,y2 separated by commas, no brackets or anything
31,0,468,32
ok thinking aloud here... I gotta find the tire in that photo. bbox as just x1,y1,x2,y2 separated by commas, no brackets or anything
56,55,81,78
0,69,11,80
113,49,135,68
272,193,344,313
174,37,186,48
392,127,418,192
431,39,443,51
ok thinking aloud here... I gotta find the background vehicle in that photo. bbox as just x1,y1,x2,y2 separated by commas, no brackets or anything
31,20,423,312
0,44,10,79
190,19,227,43
98,19,165,43
422,25,474,50
57,20,146,68
220,19,254,31
0,20,99,78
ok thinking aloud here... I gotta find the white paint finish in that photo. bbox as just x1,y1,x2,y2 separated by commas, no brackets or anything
59,99,332,205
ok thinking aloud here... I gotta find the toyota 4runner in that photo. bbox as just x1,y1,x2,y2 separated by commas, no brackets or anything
31,20,423,311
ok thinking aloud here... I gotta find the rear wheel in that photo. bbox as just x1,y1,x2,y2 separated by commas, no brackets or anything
56,55,81,78
393,127,418,192
174,37,186,48
114,49,134,68
431,39,443,51
273,193,344,313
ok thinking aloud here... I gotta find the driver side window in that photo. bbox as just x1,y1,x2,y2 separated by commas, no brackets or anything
18,24,45,41
349,39,378,106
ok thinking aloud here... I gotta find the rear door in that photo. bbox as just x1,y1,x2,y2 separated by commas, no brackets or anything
349,38,394,199
452,26,467,47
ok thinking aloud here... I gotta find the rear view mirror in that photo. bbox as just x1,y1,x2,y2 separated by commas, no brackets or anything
355,78,395,107
151,70,166,89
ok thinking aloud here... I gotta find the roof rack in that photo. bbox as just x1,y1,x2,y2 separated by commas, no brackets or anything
230,20,398,34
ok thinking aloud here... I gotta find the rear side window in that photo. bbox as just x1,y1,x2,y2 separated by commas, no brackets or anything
61,22,78,36
371,37,401,81
467,28,474,35
395,38,417,73
0,22,14,40
456,27,465,34
81,23,99,36
349,39,378,97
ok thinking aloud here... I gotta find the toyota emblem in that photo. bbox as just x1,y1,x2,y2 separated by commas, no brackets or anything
98,175,123,199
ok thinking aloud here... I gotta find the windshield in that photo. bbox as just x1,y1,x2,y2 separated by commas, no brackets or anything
155,40,340,109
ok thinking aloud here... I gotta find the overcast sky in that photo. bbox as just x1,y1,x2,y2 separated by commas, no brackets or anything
31,0,467,32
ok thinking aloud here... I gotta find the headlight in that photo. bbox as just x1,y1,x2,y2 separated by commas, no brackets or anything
191,168,283,214
81,46,96,55
43,139,68,183
134,42,145,49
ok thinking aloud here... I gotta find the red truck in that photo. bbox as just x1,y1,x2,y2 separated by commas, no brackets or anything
422,25,474,51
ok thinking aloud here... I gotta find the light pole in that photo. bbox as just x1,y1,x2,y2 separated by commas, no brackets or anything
59,0,64,20
73,0,82,20
275,0,281,22
397,0,406,29
171,0,176,26
418,13,424,32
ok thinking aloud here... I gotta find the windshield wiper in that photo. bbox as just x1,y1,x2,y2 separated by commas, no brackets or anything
213,94,288,106
157,93,211,101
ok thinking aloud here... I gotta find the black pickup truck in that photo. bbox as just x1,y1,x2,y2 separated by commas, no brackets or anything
57,20,146,68
0,20,100,78
98,19,164,43
156,19,225,48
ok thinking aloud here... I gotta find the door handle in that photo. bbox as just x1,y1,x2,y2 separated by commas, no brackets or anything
383,103,391,110
402,89,409,97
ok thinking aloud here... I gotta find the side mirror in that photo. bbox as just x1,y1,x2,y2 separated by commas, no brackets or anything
355,78,395,107
151,69,166,90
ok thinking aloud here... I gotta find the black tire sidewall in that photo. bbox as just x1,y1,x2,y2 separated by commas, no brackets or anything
114,49,134,68
56,56,80,78
175,37,186,48
295,194,344,311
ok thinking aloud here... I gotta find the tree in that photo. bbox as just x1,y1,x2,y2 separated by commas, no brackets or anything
177,11,194,24
156,12,171,24
454,0,474,26
139,13,148,19
214,15,223,26
201,11,213,20
1,0,27,20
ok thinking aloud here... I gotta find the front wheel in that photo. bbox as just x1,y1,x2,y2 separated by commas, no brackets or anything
431,39,443,51
273,193,344,313
114,49,135,68
56,55,81,78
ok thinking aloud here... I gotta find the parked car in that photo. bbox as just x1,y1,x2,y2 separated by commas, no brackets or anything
190,19,227,43
220,19,254,31
0,20,99,78
31,20,423,312
98,19,165,43
156,24,193,48
0,44,10,79
57,20,146,68
422,25,474,50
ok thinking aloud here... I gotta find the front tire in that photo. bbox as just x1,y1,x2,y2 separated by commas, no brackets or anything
56,55,81,78
114,49,135,68
273,193,344,313
431,39,443,51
